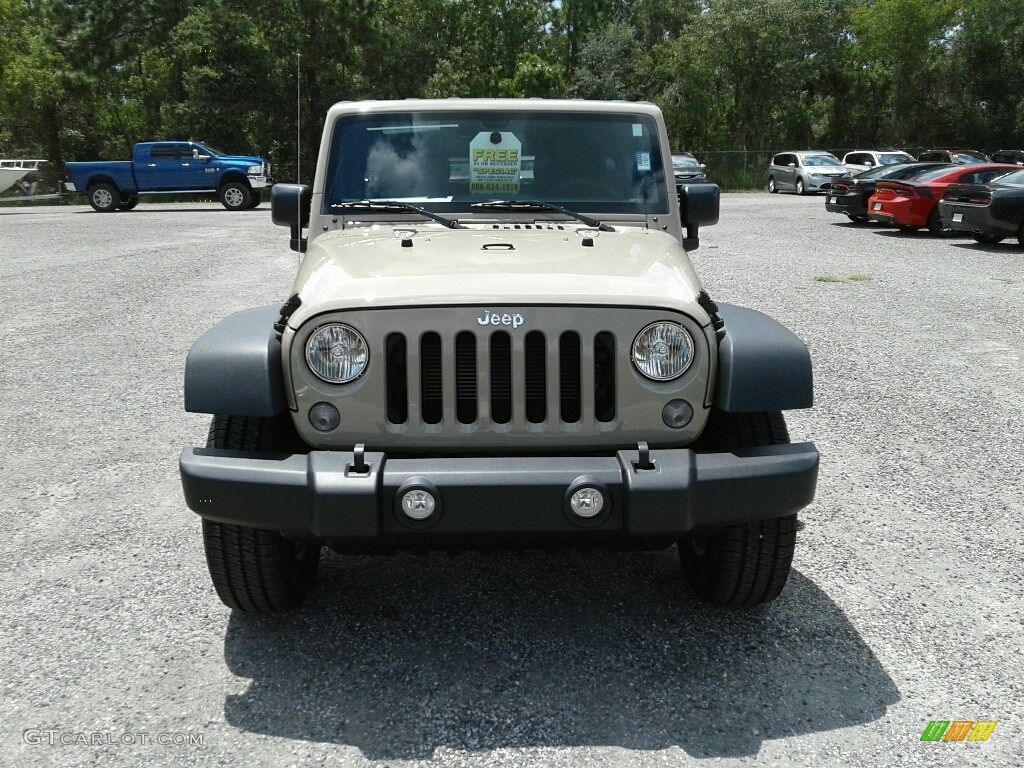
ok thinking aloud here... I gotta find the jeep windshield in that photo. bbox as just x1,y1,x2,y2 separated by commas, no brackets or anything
323,110,669,217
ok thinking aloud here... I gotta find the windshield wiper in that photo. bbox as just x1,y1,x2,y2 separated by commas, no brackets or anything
470,199,615,232
330,199,465,229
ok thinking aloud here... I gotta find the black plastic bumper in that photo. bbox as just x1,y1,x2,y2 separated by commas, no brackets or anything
180,444,819,544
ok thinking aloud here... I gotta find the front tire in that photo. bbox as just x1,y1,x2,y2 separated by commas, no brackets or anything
219,181,252,211
679,411,798,606
247,190,263,209
201,414,320,614
795,178,805,195
88,183,120,212
768,176,777,194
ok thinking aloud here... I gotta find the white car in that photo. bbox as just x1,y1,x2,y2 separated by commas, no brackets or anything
842,150,915,175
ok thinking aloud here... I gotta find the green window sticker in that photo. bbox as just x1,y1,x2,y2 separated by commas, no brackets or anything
469,132,523,195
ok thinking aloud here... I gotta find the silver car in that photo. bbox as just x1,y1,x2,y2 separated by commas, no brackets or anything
768,151,848,195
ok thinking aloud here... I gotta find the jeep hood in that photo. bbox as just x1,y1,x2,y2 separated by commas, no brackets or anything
286,225,710,328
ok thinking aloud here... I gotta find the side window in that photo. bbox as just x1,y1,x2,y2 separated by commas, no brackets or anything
969,170,1000,184
772,154,784,167
149,145,177,160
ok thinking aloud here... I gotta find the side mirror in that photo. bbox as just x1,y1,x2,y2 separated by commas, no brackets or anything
192,149,211,161
678,183,720,252
272,183,312,252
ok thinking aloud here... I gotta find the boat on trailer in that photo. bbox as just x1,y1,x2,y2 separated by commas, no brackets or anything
0,159,47,194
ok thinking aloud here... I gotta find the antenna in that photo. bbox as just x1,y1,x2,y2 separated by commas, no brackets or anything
296,52,301,184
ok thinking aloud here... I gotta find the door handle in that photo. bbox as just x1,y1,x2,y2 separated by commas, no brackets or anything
181,163,190,167
147,163,156,167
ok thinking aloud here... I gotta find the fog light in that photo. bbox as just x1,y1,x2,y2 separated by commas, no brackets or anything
662,399,693,429
569,487,605,518
309,402,340,432
401,489,436,520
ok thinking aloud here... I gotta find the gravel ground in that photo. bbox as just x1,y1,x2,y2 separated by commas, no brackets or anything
1,196,1021,767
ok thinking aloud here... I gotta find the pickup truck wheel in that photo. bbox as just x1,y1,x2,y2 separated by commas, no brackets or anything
88,183,120,212
679,410,797,606
201,414,320,614
220,181,252,211
117,196,139,211
247,190,263,209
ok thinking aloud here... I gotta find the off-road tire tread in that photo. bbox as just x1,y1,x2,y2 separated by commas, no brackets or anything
201,414,319,614
680,411,797,606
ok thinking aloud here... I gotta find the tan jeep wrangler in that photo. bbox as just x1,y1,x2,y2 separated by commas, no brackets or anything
180,99,818,614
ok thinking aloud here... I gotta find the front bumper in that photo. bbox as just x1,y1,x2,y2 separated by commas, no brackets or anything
806,177,842,192
247,175,270,189
180,443,819,545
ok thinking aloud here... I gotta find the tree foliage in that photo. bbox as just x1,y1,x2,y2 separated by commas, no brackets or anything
1,0,1022,185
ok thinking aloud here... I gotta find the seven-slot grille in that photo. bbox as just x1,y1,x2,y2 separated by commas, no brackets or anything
384,329,617,427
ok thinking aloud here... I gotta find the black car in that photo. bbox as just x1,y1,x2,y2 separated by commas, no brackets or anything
938,167,1024,246
672,153,707,187
917,149,989,164
825,162,951,222
990,149,1024,166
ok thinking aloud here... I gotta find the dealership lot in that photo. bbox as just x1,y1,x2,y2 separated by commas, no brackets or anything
1,196,1021,767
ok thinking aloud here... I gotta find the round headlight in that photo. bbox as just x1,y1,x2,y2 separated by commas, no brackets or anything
632,322,694,381
305,324,368,383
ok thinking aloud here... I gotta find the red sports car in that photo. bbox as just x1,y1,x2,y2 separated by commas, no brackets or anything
867,164,1019,233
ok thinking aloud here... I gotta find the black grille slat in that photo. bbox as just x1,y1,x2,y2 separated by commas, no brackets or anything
594,332,616,422
455,331,477,424
385,333,407,424
490,332,512,424
525,331,547,423
420,332,443,424
398,325,616,428
559,332,581,423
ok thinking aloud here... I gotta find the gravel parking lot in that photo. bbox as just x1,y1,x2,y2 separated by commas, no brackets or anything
1,196,1021,767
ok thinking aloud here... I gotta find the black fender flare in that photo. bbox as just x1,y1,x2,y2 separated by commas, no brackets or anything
184,305,286,417
714,303,813,412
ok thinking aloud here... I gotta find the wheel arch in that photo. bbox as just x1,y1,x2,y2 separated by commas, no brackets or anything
713,303,813,412
184,304,287,417
85,175,119,190
218,171,251,190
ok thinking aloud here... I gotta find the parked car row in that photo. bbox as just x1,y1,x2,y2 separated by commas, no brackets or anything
769,148,1024,196
824,160,1024,245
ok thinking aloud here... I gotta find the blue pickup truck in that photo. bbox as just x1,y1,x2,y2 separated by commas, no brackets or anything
65,141,271,212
